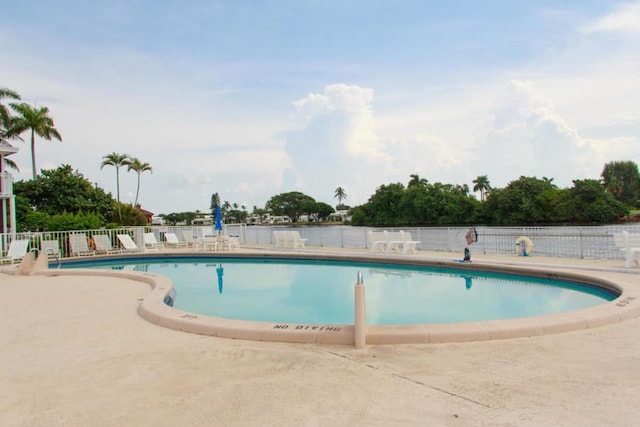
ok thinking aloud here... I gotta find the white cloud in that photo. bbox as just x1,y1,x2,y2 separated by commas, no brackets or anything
284,84,481,203
475,80,636,188
581,2,640,34
386,134,463,180
284,84,393,204
291,84,384,159
3,66,291,213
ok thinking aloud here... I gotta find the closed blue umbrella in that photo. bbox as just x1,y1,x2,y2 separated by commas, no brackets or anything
215,204,222,234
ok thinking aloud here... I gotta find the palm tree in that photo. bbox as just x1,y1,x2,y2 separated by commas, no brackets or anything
125,157,152,206
472,175,491,201
542,176,557,188
0,87,20,129
408,174,428,188
601,161,640,206
222,200,231,222
334,186,347,206
603,174,623,200
101,152,130,220
7,102,62,179
210,192,220,220
0,89,22,169
3,158,19,172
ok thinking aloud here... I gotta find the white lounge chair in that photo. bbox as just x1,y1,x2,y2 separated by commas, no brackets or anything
1,239,29,264
118,234,157,253
41,239,61,259
164,232,189,248
69,233,95,257
143,232,164,250
93,234,123,255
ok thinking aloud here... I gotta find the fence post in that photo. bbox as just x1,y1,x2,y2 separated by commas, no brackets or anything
579,228,584,259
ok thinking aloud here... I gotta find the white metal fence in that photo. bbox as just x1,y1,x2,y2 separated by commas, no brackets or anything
239,224,640,259
1,224,639,260
0,225,248,260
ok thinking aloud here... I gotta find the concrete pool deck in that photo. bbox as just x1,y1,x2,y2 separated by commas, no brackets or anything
2,247,640,425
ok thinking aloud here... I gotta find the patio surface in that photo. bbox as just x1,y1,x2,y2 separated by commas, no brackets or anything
2,246,640,426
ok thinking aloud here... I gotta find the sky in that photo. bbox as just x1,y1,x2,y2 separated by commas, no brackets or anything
1,1,639,215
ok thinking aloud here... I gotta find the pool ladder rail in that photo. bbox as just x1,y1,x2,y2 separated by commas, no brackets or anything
32,247,61,269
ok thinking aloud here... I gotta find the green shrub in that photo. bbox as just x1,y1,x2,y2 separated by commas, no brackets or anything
47,212,103,231
20,211,51,232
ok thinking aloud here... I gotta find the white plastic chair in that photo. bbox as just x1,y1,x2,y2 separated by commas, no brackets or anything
164,232,189,248
1,239,29,264
41,239,60,259
143,232,164,250
118,234,157,253
93,234,123,255
69,233,95,257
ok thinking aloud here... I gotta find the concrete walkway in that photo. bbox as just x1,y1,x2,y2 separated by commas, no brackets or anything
2,248,640,426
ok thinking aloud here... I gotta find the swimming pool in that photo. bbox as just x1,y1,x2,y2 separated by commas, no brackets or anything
63,256,617,325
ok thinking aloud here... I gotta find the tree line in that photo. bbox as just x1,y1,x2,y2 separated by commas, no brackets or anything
13,165,148,231
351,164,637,226
9,162,638,231
253,162,638,227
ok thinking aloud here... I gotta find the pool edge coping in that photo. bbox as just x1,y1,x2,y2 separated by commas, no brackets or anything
24,252,640,345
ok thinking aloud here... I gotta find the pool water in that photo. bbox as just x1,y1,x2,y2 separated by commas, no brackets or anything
66,257,617,325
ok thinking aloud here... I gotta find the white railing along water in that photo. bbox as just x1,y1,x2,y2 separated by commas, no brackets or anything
1,224,639,260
